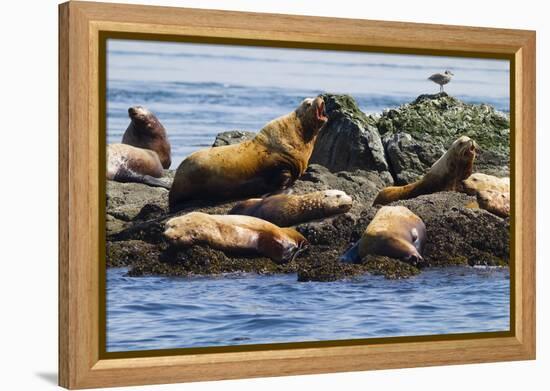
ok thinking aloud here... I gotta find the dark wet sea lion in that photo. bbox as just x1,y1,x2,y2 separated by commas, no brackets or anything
122,106,172,169
107,143,170,189
373,136,477,205
163,212,308,263
168,96,328,211
229,190,352,227
341,206,426,265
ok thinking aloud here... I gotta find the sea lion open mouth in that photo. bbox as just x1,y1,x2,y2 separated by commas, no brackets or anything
464,142,476,158
316,100,328,122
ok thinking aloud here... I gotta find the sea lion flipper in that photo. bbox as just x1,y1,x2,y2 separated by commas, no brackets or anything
113,172,171,189
287,240,309,263
340,242,360,264
140,175,171,189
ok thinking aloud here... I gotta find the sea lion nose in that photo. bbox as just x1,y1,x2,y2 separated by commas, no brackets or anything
163,228,175,239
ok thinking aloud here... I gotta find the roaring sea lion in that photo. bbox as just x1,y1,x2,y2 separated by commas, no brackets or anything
477,190,510,218
122,106,172,169
229,190,353,227
462,173,510,196
107,143,170,189
168,96,328,211
373,136,476,205
163,212,308,263
341,206,426,265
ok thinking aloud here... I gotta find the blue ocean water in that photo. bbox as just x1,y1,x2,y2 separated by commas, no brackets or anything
105,40,511,352
107,40,510,166
107,267,509,352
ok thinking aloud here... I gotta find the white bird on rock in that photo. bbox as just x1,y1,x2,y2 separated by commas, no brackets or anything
428,70,454,93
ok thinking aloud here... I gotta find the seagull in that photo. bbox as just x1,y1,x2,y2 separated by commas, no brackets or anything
428,70,454,93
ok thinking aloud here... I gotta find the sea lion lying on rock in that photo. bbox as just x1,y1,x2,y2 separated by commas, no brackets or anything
462,172,510,195
163,212,309,263
168,96,328,211
373,136,476,205
341,206,426,265
477,190,510,218
107,143,170,189
229,190,353,227
123,106,172,169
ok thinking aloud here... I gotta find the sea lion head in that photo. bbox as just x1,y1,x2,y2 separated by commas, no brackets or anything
405,227,425,266
295,96,328,140
278,228,309,263
128,106,164,133
126,105,171,168
128,105,151,122
462,173,510,196
476,189,510,218
452,135,477,161
163,212,211,246
341,205,426,266
441,135,476,183
318,190,353,214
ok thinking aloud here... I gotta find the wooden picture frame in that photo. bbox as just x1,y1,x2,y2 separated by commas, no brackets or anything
59,1,536,389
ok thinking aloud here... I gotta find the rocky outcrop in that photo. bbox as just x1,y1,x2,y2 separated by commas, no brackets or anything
382,132,446,185
106,93,510,282
212,130,256,147
391,192,509,266
106,181,169,236
310,94,394,185
378,92,510,183
107,181,508,281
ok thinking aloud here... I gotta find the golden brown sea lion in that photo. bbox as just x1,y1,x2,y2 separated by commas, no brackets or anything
462,173,510,196
107,143,170,189
373,136,476,205
168,96,328,211
477,190,510,218
341,206,426,265
122,106,172,169
229,190,353,227
163,212,308,263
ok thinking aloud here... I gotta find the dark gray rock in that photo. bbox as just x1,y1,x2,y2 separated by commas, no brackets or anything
310,94,393,185
377,92,510,183
212,130,256,147
106,180,169,222
383,132,445,185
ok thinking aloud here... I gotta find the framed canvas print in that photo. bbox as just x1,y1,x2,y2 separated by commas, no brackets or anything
58,1,536,389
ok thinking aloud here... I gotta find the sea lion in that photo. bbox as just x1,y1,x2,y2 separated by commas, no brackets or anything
168,96,328,211
373,136,477,205
341,206,426,265
122,106,172,169
163,212,308,263
107,143,170,189
462,173,510,196
477,190,510,218
229,190,353,227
